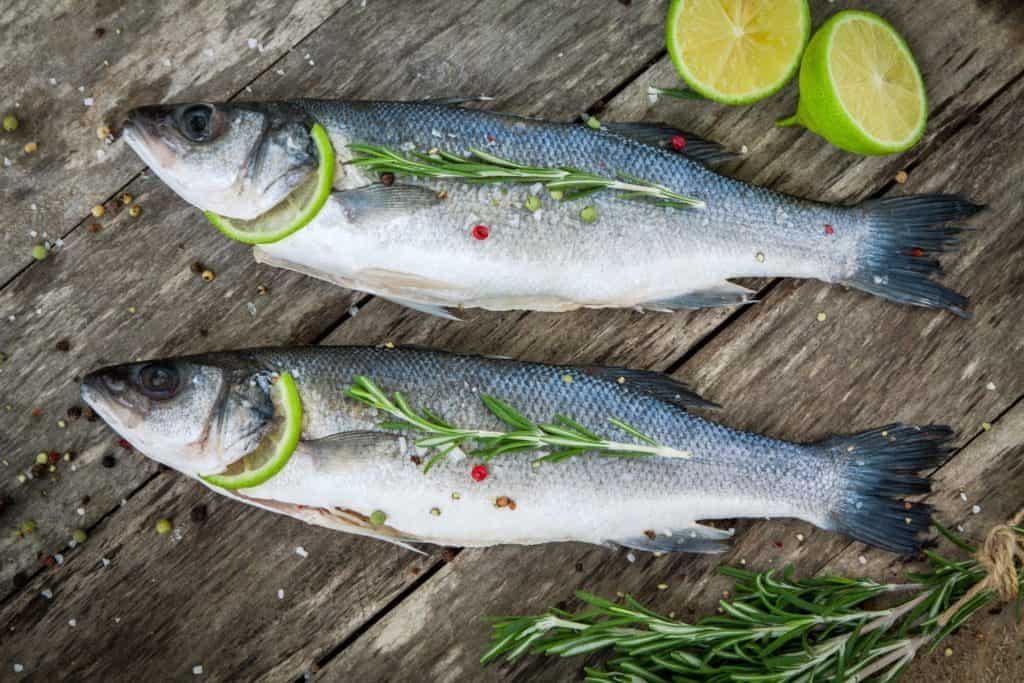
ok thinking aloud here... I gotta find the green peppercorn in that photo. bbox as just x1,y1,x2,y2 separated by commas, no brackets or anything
31,244,48,261
586,116,601,130
579,206,598,224
524,195,541,212
549,190,564,201
3,114,18,132
155,518,172,534
369,510,387,526
20,519,37,534
35,452,48,465
72,528,88,544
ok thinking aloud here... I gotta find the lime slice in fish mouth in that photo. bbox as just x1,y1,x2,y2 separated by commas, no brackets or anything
205,123,335,244
201,371,303,490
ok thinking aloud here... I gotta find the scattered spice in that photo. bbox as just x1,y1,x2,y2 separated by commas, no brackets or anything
471,224,490,240
369,510,387,525
3,114,18,132
19,519,38,535
128,205,142,218
981,421,992,431
55,338,71,352
155,518,173,534
87,222,102,233
121,192,133,205
894,170,908,184
524,195,541,212
824,224,835,235
190,261,205,274
379,172,395,186
72,529,88,544
585,116,601,130
471,464,488,482
755,251,766,263
579,205,598,224
94,26,106,38
430,507,441,516
101,454,116,468
47,451,59,463
643,529,656,540
118,438,132,451
495,496,512,508
670,135,686,152
31,244,49,261
190,504,208,523
31,407,43,417
256,284,269,296
91,204,105,218
657,583,668,591
36,452,49,465
23,141,38,155
409,454,422,466
67,405,82,420
96,125,112,140
549,190,564,201
816,312,827,322
201,269,215,282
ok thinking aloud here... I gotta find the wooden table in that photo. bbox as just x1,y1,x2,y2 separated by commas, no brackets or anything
1,1,1021,680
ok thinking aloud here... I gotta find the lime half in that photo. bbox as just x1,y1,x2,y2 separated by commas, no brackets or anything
206,123,335,244
666,0,810,105
778,11,927,155
201,371,303,489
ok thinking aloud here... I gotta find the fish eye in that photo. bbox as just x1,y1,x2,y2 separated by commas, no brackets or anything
137,363,181,400
178,105,214,142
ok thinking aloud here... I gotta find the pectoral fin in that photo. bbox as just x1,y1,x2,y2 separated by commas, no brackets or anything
333,183,441,222
612,524,733,554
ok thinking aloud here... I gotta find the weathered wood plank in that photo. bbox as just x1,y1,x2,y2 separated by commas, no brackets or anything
307,7,1024,679
0,0,341,285
0,1,673,678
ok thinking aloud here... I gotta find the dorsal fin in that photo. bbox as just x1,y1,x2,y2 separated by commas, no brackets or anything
603,121,737,165
582,366,718,411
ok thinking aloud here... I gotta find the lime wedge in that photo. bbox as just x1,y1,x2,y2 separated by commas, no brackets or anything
205,123,335,244
778,11,927,155
201,371,303,489
666,0,810,105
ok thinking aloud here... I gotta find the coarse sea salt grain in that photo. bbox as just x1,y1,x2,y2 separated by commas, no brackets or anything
972,504,981,514
986,382,996,391
277,588,285,600
193,665,204,675
41,589,53,600
83,97,94,107
626,551,636,563
247,38,258,49
68,618,77,627
295,546,309,558
858,555,867,565
13,664,24,673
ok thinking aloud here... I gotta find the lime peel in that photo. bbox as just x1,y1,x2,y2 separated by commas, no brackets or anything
201,371,303,490
206,123,335,244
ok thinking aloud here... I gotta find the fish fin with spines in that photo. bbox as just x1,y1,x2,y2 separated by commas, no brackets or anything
333,183,441,222
844,194,984,317
603,122,738,165
642,281,757,311
380,297,462,321
612,524,733,554
581,366,719,411
822,423,954,554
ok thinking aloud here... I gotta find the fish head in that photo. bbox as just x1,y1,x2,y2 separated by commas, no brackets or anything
122,102,318,220
81,354,277,476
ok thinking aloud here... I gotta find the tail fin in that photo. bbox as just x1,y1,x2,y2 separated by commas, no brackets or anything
824,424,954,554
845,195,983,318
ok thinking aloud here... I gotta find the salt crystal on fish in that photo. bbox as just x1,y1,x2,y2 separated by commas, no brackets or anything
247,38,258,49
83,97,94,107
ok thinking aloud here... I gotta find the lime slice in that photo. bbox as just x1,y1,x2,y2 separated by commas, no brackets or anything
778,11,927,155
666,0,810,105
205,123,335,244
201,371,303,489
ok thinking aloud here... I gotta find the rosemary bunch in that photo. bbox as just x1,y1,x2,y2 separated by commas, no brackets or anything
481,523,1024,682
345,375,693,473
347,144,706,209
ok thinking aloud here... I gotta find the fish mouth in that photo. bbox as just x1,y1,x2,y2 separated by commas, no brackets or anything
121,110,181,173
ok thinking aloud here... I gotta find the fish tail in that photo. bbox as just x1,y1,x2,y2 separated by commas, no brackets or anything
822,424,954,554
843,194,983,318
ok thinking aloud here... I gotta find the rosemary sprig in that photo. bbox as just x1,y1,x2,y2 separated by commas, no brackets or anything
648,85,709,101
347,144,706,209
345,375,693,472
482,522,1024,682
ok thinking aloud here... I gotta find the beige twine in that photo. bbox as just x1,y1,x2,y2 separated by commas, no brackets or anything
936,507,1024,627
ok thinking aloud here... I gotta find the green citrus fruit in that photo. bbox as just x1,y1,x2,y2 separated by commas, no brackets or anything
206,123,335,244
777,10,927,155
666,0,810,105
201,372,303,489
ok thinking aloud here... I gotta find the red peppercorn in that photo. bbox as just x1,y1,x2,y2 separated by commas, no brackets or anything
471,224,490,241
908,247,924,257
47,451,59,464
471,464,488,482
670,135,686,152
824,224,835,235
118,438,132,450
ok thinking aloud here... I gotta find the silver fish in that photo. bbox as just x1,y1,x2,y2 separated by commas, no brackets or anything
122,99,981,318
81,346,949,554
